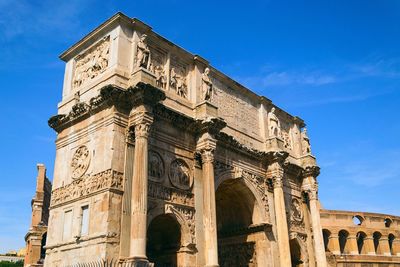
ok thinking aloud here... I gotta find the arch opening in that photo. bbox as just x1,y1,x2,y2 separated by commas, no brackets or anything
339,230,349,254
352,215,364,226
322,229,331,252
147,214,181,267
290,239,304,267
389,234,395,255
216,178,261,267
356,232,366,254
373,231,382,254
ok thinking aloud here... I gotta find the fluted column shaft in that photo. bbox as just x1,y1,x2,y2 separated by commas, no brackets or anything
200,148,219,267
303,167,327,267
273,176,292,267
129,116,153,260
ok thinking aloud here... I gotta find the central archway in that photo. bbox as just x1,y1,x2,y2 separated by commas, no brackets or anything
147,214,181,267
216,177,266,267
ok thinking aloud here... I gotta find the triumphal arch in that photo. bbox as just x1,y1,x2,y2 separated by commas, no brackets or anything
44,12,328,267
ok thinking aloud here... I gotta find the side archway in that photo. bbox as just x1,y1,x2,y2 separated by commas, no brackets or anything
215,169,271,267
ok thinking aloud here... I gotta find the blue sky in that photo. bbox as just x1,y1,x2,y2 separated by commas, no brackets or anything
0,0,399,253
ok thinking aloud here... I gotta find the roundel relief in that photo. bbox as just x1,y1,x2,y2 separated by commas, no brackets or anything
169,159,192,190
71,145,90,179
148,151,164,182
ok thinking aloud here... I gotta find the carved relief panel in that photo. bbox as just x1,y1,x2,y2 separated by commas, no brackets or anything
71,145,91,179
170,55,189,99
72,36,110,89
148,150,165,182
169,158,192,190
289,197,305,231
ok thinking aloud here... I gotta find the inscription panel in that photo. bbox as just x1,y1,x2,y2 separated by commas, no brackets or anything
212,77,260,139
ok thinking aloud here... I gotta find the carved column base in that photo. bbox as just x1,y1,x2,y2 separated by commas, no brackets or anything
122,257,154,267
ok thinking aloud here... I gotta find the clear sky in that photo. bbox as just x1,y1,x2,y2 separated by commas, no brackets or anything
0,0,399,254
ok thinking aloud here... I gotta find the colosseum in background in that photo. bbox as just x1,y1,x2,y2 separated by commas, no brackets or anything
23,13,400,267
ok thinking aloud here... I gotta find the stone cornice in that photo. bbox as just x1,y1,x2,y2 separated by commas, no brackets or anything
216,132,267,159
48,83,165,133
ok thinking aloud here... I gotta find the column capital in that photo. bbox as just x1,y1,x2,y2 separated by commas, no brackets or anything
302,165,320,179
194,117,226,137
302,182,319,200
129,112,154,139
265,151,287,187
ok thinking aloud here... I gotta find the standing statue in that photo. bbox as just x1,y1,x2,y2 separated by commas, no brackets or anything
176,77,187,98
301,128,311,154
268,107,281,137
201,67,213,101
135,34,151,69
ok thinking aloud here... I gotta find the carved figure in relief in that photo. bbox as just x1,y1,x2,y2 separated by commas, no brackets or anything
71,145,91,179
301,128,311,154
170,68,177,89
201,67,213,101
73,37,110,88
136,34,151,69
148,151,164,181
176,76,187,98
154,65,167,89
169,159,191,190
268,107,281,137
290,198,303,224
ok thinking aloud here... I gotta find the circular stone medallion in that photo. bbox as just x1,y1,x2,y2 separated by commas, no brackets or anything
148,151,165,182
169,159,192,190
71,145,91,179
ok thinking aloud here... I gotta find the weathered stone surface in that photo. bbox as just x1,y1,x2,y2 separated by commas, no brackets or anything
22,12,399,267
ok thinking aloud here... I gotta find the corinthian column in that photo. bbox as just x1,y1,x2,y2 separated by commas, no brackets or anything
198,138,219,267
129,112,153,262
303,166,327,267
266,152,291,267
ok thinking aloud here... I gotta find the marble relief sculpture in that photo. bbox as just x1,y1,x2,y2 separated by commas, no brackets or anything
154,65,167,89
170,67,188,98
267,107,281,137
135,34,151,69
73,36,110,88
201,67,213,101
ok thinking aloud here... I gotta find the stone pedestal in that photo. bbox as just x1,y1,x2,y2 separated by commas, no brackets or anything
195,101,218,119
130,67,156,87
265,136,284,151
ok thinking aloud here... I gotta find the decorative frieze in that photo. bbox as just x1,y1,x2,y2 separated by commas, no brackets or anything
73,36,110,89
148,181,194,206
51,169,123,207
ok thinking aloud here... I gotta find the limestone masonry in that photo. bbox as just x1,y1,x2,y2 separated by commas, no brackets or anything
24,13,400,267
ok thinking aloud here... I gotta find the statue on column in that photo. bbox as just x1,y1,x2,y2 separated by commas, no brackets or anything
201,67,213,101
268,107,281,137
135,34,151,69
301,128,311,154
